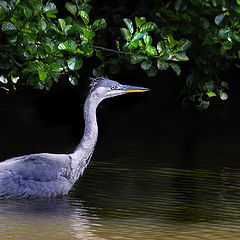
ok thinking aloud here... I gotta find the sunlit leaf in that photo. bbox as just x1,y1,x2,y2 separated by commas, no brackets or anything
172,52,189,61
49,62,61,70
1,21,17,33
135,16,146,28
123,18,134,34
140,22,157,32
38,69,47,81
177,39,191,52
92,18,106,30
157,41,164,53
67,57,83,70
143,35,152,46
220,90,228,100
58,18,66,31
79,10,89,25
69,75,78,85
130,54,145,64
206,91,216,97
65,2,77,16
120,28,131,41
83,28,95,39
146,46,157,56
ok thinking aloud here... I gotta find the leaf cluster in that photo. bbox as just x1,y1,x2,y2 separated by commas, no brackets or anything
154,0,240,109
0,0,106,89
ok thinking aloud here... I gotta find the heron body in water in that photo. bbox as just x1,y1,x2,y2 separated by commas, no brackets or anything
0,77,149,198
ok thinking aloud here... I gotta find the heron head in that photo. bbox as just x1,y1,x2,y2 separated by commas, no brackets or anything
90,77,149,101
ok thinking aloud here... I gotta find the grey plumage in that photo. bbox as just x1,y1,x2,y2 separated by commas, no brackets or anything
0,77,149,198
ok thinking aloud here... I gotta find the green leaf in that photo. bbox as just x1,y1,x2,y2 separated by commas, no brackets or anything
116,40,120,50
157,59,169,70
58,18,66,31
0,75,8,83
123,18,134,34
170,63,181,75
24,8,33,19
69,75,78,85
67,57,83,70
96,50,103,60
146,46,157,56
132,32,145,41
168,35,178,48
141,60,152,70
83,28,95,39
233,6,240,14
44,2,57,12
92,18,106,30
44,2,58,18
175,0,182,11
130,54,145,64
237,0,240,5
58,40,76,51
220,90,228,100
177,39,191,51
218,28,230,37
172,52,189,61
143,35,152,46
135,17,146,28
120,28,131,41
38,69,47,81
233,32,240,42
11,76,19,83
196,101,210,110
0,1,8,11
206,91,216,97
221,41,232,50
215,13,225,25
65,2,77,16
49,62,61,70
140,22,157,32
1,21,17,33
157,41,164,54
146,66,158,77
38,19,47,31
79,10,89,25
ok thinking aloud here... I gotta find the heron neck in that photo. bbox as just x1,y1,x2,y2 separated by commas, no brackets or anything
75,93,99,153
71,93,99,177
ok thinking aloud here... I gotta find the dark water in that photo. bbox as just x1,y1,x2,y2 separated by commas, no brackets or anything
1,91,240,239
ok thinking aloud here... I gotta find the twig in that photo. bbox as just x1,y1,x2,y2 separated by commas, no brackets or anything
0,86,9,92
93,46,133,55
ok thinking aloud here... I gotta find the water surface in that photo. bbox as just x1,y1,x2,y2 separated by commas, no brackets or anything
1,95,240,239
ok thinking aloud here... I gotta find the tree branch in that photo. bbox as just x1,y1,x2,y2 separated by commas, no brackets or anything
93,46,133,55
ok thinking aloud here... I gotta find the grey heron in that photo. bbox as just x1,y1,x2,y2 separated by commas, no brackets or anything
0,77,149,198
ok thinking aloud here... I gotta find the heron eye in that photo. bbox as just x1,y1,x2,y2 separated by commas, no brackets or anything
110,86,116,90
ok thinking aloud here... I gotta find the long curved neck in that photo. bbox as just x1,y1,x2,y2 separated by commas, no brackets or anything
76,94,99,152
70,93,99,181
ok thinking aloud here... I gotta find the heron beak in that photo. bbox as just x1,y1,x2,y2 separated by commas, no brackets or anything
122,85,150,93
